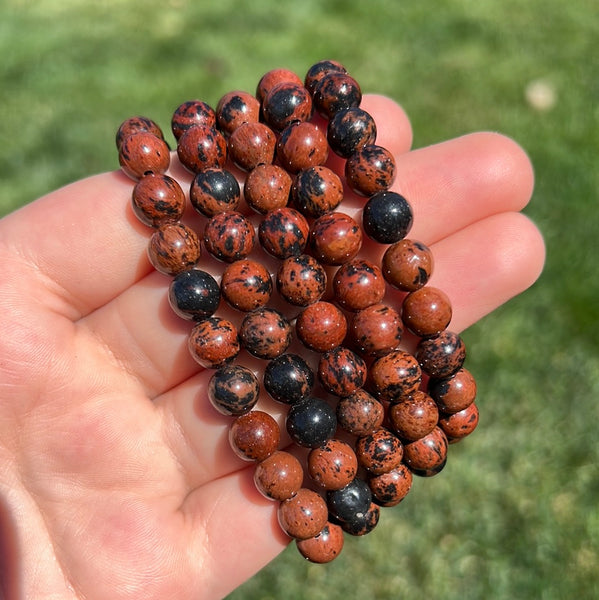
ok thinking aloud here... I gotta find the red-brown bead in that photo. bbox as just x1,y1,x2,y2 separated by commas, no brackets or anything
188,317,240,369
229,410,280,461
254,450,304,501
368,464,413,507
258,207,309,259
132,173,185,227
176,124,227,173
277,121,328,174
229,122,276,171
239,307,292,359
216,90,260,136
119,132,170,180
307,439,358,490
244,164,292,214
116,116,164,150
203,211,255,263
220,259,273,312
147,222,201,276
256,68,303,103
276,254,327,307
402,286,452,338
333,258,386,312
439,402,479,442
296,522,344,563
416,331,466,378
388,390,440,441
336,388,385,436
171,100,216,140
295,301,348,353
382,239,434,292
278,488,329,540
355,428,404,475
291,166,343,218
428,367,477,414
345,144,396,196
348,303,403,357
368,349,422,402
318,346,367,397
308,212,362,266
403,427,449,477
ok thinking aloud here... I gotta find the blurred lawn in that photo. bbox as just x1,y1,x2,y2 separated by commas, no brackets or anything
1,1,598,599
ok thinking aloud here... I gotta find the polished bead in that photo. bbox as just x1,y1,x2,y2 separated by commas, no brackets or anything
317,346,367,397
345,144,395,196
355,428,404,475
296,522,344,563
263,353,314,405
176,124,227,173
254,450,304,501
119,132,170,180
291,166,343,218
341,502,380,536
228,122,276,171
239,307,292,359
388,390,439,442
262,81,313,132
148,222,201,276
368,349,422,402
382,239,434,292
277,121,328,174
258,207,309,259
188,317,239,369
116,116,164,150
256,68,303,104
362,191,413,244
333,258,386,312
326,478,372,524
244,164,292,214
208,365,260,416
327,107,377,158
428,368,477,414
276,254,327,307
190,168,240,217
132,173,185,227
439,402,479,442
229,410,280,460
403,426,449,477
216,90,260,136
168,269,220,320
171,100,216,140
402,286,452,338
278,488,329,540
416,330,466,378
308,212,362,265
348,303,403,357
368,464,413,507
304,60,347,95
203,211,255,263
220,259,272,312
295,301,347,353
336,388,385,436
307,439,358,490
286,397,337,448
312,72,362,118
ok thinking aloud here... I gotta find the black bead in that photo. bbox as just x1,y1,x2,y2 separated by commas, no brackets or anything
168,269,220,320
286,397,337,448
263,353,315,405
340,502,380,536
362,191,413,244
326,478,372,523
327,107,377,158
208,365,260,416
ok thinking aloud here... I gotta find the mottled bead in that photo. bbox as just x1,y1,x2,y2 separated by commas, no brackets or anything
239,307,292,359
188,317,240,369
368,349,422,402
348,303,403,357
168,269,220,321
216,90,260,136
147,222,201,276
388,390,439,442
263,353,314,405
228,122,276,171
256,68,303,103
119,132,170,180
368,464,413,507
333,258,386,312
439,402,479,442
428,368,477,414
362,191,413,244
258,207,309,259
402,286,452,338
403,427,449,477
341,502,380,537
304,59,347,95
345,144,395,196
295,301,347,353
203,211,255,263
220,259,272,312
382,239,434,292
327,107,377,158
244,164,292,214
278,488,329,540
276,254,327,307
291,166,343,218
308,212,362,265
336,388,385,436
116,116,164,150
416,331,466,378
229,410,280,460
318,346,367,397
254,450,304,501
355,428,404,475
132,173,185,227
296,522,344,563
189,168,240,217
208,364,260,416
326,478,372,525
307,439,358,491
277,121,328,174
262,81,313,132
312,72,362,118
176,124,227,173
171,100,216,140
286,397,337,448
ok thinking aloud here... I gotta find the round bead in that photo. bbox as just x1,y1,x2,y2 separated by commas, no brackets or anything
116,116,164,150
276,254,327,307
203,211,255,262
326,478,372,525
188,317,239,369
228,122,277,171
368,349,422,402
119,132,170,180
291,166,343,218
254,450,304,501
317,346,367,397
402,286,452,338
439,402,479,442
147,222,201,276
229,410,280,460
308,212,362,266
428,368,477,414
277,121,328,174
256,68,303,103
239,307,292,359
416,331,466,378
348,303,403,357
403,427,449,477
258,207,309,259
262,81,313,132
388,390,440,442
355,428,404,475
176,124,227,173
132,173,185,227
216,90,260,135
341,502,380,536
382,239,434,292
307,439,358,490
189,168,240,217
263,353,314,405
312,72,362,118
295,301,347,353
220,259,272,312
286,397,337,448
208,365,260,416
327,107,377,158
362,191,413,244
336,388,385,436
244,164,292,214
333,258,386,312
296,522,344,563
278,488,329,540
368,464,413,507
345,144,396,196
171,100,216,140
168,269,220,321
304,59,347,95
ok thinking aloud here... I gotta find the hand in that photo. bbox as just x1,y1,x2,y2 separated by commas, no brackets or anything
0,95,545,599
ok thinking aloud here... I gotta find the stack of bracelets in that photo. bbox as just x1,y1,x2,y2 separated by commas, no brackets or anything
116,60,479,564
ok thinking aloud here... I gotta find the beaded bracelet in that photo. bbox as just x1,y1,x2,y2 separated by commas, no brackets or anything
116,60,479,564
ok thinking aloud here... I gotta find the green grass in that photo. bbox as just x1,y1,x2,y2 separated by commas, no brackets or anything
1,1,598,598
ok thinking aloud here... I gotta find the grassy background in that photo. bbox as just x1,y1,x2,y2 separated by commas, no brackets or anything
1,1,598,598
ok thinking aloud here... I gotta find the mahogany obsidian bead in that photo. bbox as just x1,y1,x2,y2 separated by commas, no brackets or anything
348,303,403,357
238,307,292,359
345,144,396,196
333,258,386,312
327,107,377,159
403,426,449,477
286,397,337,448
382,239,434,292
295,301,348,353
278,488,329,540
428,367,477,414
148,222,201,276
304,59,347,95
168,269,220,321
296,522,345,564
203,211,255,263
132,173,186,227
176,124,227,173
402,286,453,338
308,439,358,491
439,402,479,442
340,502,380,537
317,346,367,397
277,121,328,174
368,349,422,402
388,390,440,442
258,207,309,259
228,122,277,171
171,100,216,141
291,166,343,218
362,191,413,244
276,254,327,307
220,259,272,312
229,410,280,460
308,212,362,266
416,330,466,378
190,168,240,217
116,115,165,150
263,353,314,405
369,464,413,507
312,71,362,118
336,388,385,436
256,68,303,104
216,90,260,136
254,450,304,501
207,364,260,416
244,164,292,214
355,428,404,475
119,132,170,180
188,316,240,369
262,81,313,132
326,478,372,525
